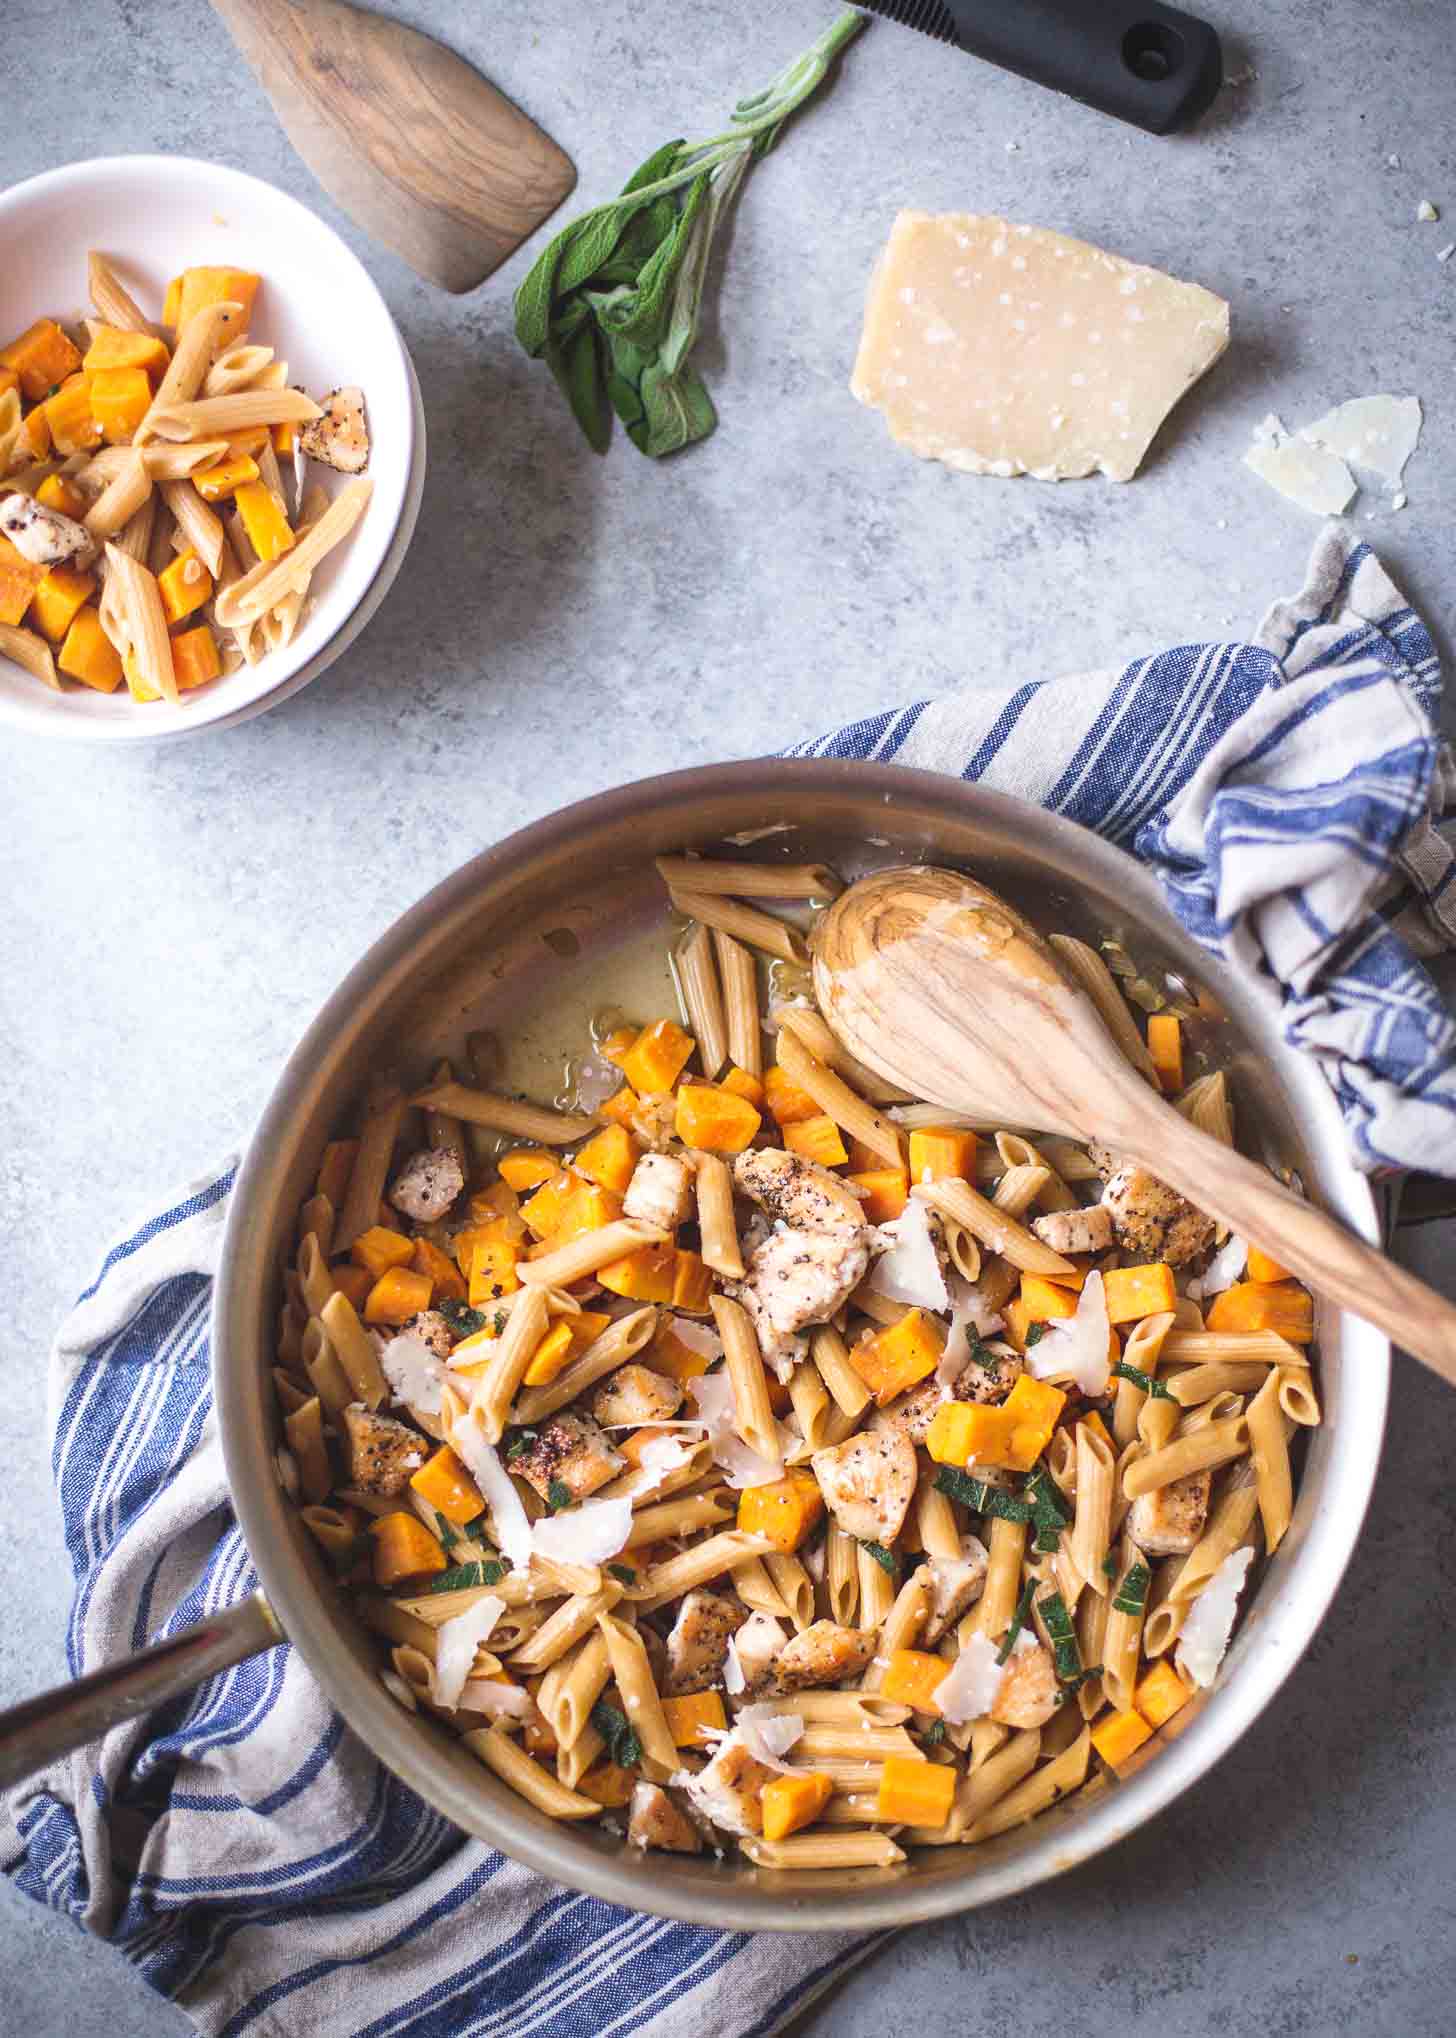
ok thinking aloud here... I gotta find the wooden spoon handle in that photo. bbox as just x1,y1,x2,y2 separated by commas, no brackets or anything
1131,1103,1456,1385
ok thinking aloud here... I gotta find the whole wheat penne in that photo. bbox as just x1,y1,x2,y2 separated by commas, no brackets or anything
675,922,728,1077
991,1162,1054,1221
1176,1069,1235,1145
1046,936,1161,1086
861,1573,930,1690
1159,1330,1306,1365
1071,1422,1115,1596
284,1396,331,1504
335,1079,405,1253
0,625,60,690
773,1028,903,1167
656,856,841,899
810,1324,873,1419
913,1177,1076,1277
914,1471,962,1562
713,929,762,1075
767,1553,816,1632
464,1724,600,1818
826,1521,859,1625
470,1284,549,1441
86,454,152,542
213,477,371,626
160,478,224,577
87,250,155,333
975,1516,1028,1637
520,1219,669,1289
143,387,322,443
301,1318,354,1418
668,887,807,964
320,1290,389,1408
771,1692,912,1726
694,1152,744,1279
507,1586,620,1674
420,1058,470,1175
796,1724,919,1761
786,1359,834,1450
513,1308,658,1424
1245,1368,1293,1555
1100,1535,1147,1713
1277,1366,1320,1426
407,1079,597,1146
1113,1310,1177,1446
204,342,274,397
772,1003,914,1105
632,1530,776,1612
742,1832,905,1869
623,1490,733,1548
597,1613,677,1777
136,302,243,443
731,1555,790,1615
964,1726,1090,1843
103,543,176,701
1076,1582,1110,1718
856,1542,896,1628
710,1293,780,1460
947,1727,1042,1839
1165,1361,1274,1404
539,1630,612,1747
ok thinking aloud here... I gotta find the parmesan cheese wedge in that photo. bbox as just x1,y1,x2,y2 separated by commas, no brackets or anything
851,211,1230,483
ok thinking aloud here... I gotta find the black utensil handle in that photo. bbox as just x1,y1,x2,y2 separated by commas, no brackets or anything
944,0,1223,133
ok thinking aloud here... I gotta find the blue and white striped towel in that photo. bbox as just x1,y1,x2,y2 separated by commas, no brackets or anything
3,525,1451,2038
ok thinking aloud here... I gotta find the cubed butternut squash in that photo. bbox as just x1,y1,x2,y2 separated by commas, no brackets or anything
350,1225,415,1277
1133,1660,1193,1728
674,1082,761,1153
369,1511,447,1589
170,625,221,691
469,1229,523,1306
619,1018,695,1097
57,606,123,692
28,566,95,643
1205,1280,1313,1343
600,1025,638,1064
163,275,184,328
498,1147,564,1194
175,265,261,336
599,1083,642,1128
157,547,214,624
877,1754,955,1828
82,326,170,383
761,1770,834,1842
1018,1274,1080,1322
0,366,16,404
520,1320,575,1388
566,1309,614,1356
925,1399,1015,1469
272,418,297,457
907,1127,978,1184
763,1064,820,1125
737,1469,824,1552
234,478,295,561
193,451,260,502
468,1180,521,1229
572,1123,640,1194
17,406,51,462
0,540,45,627
577,1761,636,1807
331,1263,374,1311
1146,1012,1183,1093
848,1307,944,1406
1102,1262,1178,1326
662,1690,727,1748
999,1373,1068,1473
411,1236,467,1304
44,374,102,454
89,365,152,444
1245,1246,1291,1284
646,1322,715,1381
881,1648,950,1713
0,318,82,401
35,472,88,519
845,1168,908,1223
782,1114,848,1166
363,1265,433,1325
596,1241,678,1303
720,1065,766,1109
1091,1707,1154,1772
671,1249,713,1313
520,1170,580,1241
409,1444,484,1526
549,1182,624,1245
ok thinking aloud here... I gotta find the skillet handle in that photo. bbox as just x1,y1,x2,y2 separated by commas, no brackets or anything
0,1590,284,1792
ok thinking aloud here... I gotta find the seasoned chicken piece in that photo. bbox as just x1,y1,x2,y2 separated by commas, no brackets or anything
732,1610,788,1695
733,1146,868,1236
811,1427,917,1545
591,1361,685,1428
388,1145,465,1224
874,1375,946,1447
0,491,96,568
681,1739,776,1836
511,1412,624,1503
664,1587,748,1695
298,385,370,473
399,1309,453,1360
1088,1148,1215,1267
1127,1468,1212,1556
343,1403,427,1496
622,1150,694,1231
627,1781,703,1854
1031,1204,1115,1256
769,1620,876,1697
990,1641,1061,1728
734,1226,870,1375
959,1346,1024,1402
921,1541,990,1645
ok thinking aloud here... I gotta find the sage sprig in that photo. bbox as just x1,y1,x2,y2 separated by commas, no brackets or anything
514,11,865,457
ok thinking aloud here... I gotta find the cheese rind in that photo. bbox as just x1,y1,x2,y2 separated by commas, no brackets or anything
851,211,1230,484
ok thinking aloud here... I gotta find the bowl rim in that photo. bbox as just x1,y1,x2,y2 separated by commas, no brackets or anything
217,758,1389,1930
0,151,416,744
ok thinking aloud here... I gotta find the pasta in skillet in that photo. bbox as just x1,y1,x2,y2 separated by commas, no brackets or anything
271,855,1319,1863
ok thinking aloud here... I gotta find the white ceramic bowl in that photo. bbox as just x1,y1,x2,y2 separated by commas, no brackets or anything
0,153,420,741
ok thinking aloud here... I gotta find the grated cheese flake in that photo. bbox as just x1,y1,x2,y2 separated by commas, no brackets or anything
379,1330,447,1415
932,1627,1037,1725
530,1493,634,1566
431,1592,505,1710
1030,1269,1112,1394
869,1197,949,1312
1176,1544,1254,1688
450,1421,534,1570
1185,1234,1248,1301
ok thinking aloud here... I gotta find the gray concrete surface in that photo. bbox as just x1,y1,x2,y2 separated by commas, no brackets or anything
1,0,1453,2031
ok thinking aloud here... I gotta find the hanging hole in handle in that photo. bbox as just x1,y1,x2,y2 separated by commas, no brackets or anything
1123,22,1186,82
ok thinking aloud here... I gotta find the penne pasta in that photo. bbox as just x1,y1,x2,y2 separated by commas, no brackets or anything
0,624,59,690
913,1176,1076,1277
655,856,841,899
407,1078,597,1147
103,542,175,700
463,1724,600,1818
773,1026,903,1167
713,929,762,1076
87,250,154,333
675,922,728,1078
335,1079,404,1253
1245,1367,1293,1554
143,387,322,443
160,478,224,577
1046,936,1161,1086
710,1293,780,1460
667,887,807,963
212,476,372,627
771,1003,914,1105
470,1284,550,1441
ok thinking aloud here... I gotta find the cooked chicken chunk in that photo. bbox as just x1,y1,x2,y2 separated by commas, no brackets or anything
298,384,370,473
732,1611,788,1695
959,1346,1024,1402
874,1375,947,1447
399,1309,453,1360
811,1427,917,1545
0,491,95,568
343,1403,427,1496
388,1145,465,1224
922,1540,990,1645
1031,1204,1115,1256
664,1587,748,1695
592,1361,685,1428
627,1782,702,1854
990,1641,1061,1728
734,1226,870,1375
511,1412,624,1503
1088,1148,1215,1267
1127,1468,1212,1556
682,1739,775,1836
769,1620,876,1697
733,1146,867,1236
622,1151,694,1231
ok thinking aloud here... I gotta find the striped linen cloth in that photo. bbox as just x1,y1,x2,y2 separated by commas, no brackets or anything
3,525,1451,2038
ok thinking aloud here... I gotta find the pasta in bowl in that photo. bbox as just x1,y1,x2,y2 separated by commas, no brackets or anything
229,765,1385,1917
0,155,417,740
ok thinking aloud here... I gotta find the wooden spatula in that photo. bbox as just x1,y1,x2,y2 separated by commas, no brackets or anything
813,865,1456,1385
209,0,576,291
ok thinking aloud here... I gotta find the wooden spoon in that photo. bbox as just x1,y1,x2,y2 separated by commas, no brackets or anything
210,0,576,292
814,865,1456,1385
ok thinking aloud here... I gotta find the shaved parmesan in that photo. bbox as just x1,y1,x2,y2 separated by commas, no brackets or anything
1030,1269,1112,1395
668,1316,724,1363
450,1420,534,1570
938,1272,1004,1390
456,1677,533,1719
1185,1234,1248,1301
689,1370,790,1488
379,1331,447,1416
728,1703,804,1769
932,1627,1037,1725
725,1611,787,1695
530,1494,634,1566
869,1198,949,1312
1176,1544,1253,1688
610,1433,697,1502
1301,394,1422,485
431,1592,505,1710
1244,418,1356,515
